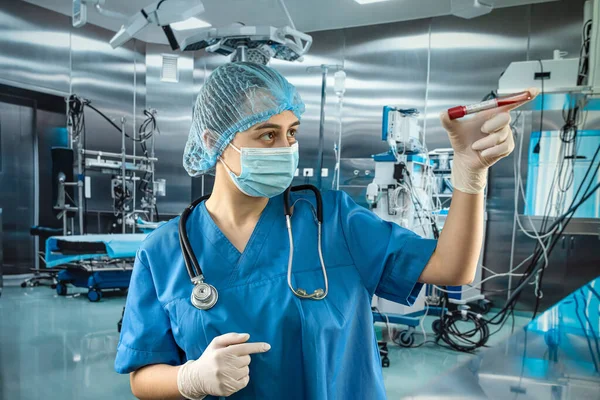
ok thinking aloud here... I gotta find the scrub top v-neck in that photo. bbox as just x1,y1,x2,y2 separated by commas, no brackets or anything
115,190,437,400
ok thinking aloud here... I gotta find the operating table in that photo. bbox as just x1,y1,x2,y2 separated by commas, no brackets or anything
45,234,147,302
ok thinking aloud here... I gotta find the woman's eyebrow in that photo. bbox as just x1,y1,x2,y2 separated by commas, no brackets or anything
254,120,300,130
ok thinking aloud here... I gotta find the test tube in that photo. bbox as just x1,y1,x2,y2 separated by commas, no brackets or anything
448,91,533,120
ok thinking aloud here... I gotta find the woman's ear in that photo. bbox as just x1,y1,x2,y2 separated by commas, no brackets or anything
201,130,215,149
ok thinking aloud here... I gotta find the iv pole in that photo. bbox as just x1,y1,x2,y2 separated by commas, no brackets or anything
306,64,343,190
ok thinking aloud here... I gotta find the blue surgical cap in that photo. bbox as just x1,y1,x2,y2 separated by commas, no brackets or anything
183,62,305,176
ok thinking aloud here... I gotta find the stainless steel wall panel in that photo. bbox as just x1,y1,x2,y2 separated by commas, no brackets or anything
0,96,35,274
342,20,430,163
0,0,71,95
528,0,586,61
70,26,138,153
146,44,195,214
338,157,376,186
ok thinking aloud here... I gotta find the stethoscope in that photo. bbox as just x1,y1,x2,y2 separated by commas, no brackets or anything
179,184,329,310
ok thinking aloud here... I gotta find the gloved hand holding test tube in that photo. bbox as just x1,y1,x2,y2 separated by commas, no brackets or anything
440,88,539,194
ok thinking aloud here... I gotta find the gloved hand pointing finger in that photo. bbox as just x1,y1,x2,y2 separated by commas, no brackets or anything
177,333,271,400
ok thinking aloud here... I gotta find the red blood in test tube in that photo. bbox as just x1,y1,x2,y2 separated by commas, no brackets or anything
447,91,532,120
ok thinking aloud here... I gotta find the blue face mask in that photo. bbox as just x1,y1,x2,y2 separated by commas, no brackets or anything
220,143,299,198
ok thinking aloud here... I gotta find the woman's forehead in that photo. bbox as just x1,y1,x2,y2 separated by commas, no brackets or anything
248,111,300,132
264,111,299,126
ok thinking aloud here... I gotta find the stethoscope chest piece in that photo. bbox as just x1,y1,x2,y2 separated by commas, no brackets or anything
191,280,218,310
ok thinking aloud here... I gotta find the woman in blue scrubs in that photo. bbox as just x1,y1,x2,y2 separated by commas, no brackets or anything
116,62,535,399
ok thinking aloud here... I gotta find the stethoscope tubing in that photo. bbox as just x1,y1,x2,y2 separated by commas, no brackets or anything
179,185,327,309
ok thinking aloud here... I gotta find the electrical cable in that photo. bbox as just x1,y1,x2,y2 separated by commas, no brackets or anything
156,0,167,10
577,20,593,86
488,170,597,323
531,142,600,318
513,119,551,283
435,296,490,353
498,180,598,316
85,102,155,143
579,289,600,361
277,0,297,30
442,155,599,344
532,60,544,154
494,176,600,323
587,284,600,302
436,154,600,349
372,306,393,343
525,98,577,317
574,292,600,372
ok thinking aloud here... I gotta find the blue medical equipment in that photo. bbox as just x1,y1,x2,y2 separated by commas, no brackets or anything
525,130,600,218
179,185,328,310
45,234,146,301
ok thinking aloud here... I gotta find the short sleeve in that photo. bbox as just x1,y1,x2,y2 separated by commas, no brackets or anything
338,191,437,305
114,253,183,374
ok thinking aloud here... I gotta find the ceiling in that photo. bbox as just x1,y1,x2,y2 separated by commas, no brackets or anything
22,0,557,45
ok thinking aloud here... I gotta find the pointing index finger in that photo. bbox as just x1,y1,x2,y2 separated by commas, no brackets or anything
228,342,271,356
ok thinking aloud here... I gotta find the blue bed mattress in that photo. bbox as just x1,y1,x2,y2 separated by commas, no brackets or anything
45,234,147,268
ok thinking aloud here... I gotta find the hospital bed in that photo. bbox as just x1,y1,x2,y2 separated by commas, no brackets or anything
45,234,147,302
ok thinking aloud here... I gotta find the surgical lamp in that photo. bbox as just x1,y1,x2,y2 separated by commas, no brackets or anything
178,0,312,64
109,0,206,49
178,24,313,64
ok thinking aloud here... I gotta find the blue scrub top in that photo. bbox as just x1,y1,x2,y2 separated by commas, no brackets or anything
115,190,437,399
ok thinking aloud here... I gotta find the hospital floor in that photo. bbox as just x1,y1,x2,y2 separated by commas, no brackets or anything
0,281,531,400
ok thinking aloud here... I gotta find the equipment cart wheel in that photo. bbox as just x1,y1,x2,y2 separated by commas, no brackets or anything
398,329,415,347
432,319,442,335
56,283,67,296
20,282,27,288
479,300,492,314
381,356,390,368
51,284,57,289
475,300,491,314
88,288,102,302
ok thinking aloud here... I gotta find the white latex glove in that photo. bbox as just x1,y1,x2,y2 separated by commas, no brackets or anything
177,333,271,400
440,88,539,194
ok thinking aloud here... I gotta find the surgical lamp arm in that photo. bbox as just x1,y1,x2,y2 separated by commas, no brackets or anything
93,1,127,20
110,0,205,49
110,11,150,48
278,26,312,60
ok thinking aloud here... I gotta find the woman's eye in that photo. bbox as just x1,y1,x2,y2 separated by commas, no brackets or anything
260,132,275,141
287,130,297,138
